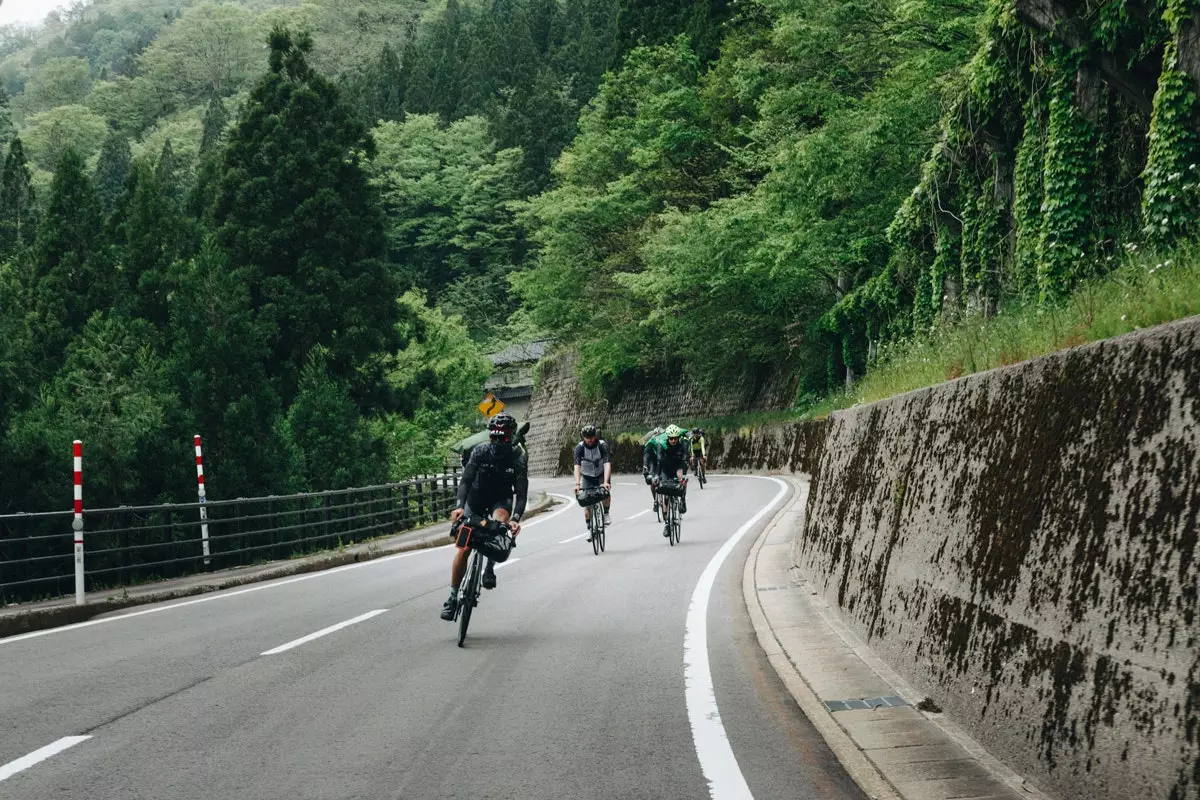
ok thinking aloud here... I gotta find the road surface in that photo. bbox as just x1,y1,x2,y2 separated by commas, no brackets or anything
0,474,866,800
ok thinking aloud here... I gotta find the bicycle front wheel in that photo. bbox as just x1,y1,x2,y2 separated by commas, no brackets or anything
457,552,481,647
591,512,601,555
598,515,606,552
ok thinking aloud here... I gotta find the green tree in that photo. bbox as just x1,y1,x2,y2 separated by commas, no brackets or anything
0,137,38,257
168,239,289,496
32,148,110,346
23,104,109,169
93,129,131,210
211,27,400,407
18,56,91,113
137,3,261,105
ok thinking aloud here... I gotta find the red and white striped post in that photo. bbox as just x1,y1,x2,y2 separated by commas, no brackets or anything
72,440,84,606
194,435,211,564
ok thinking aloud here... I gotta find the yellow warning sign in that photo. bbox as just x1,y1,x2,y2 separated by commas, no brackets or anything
477,393,504,418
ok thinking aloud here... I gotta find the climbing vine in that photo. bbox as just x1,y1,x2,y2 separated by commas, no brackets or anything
1012,98,1047,299
1141,0,1200,245
1037,47,1100,302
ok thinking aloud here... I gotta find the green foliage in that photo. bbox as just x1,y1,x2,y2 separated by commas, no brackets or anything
93,129,131,210
0,137,37,257
1037,50,1100,302
1141,39,1200,245
368,113,527,336
22,104,108,169
212,26,399,407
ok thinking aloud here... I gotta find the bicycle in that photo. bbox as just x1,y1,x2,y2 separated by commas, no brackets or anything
692,457,707,489
588,500,606,555
450,517,514,647
656,478,684,546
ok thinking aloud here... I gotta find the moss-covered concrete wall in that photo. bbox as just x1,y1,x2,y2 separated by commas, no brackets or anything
799,317,1200,800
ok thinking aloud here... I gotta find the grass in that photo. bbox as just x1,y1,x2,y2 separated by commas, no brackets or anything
833,247,1200,411
611,246,1200,437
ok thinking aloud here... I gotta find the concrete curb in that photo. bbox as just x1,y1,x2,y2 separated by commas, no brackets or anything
742,476,1049,800
0,492,557,641
742,479,901,800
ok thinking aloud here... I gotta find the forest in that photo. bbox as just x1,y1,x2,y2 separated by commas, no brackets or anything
0,0,1196,510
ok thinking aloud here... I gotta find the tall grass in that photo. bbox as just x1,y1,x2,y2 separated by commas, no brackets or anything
815,246,1200,414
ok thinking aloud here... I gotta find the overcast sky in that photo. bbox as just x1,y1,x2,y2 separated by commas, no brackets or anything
0,0,72,26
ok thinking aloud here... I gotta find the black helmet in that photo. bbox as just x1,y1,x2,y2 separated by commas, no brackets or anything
489,413,518,442
581,424,598,439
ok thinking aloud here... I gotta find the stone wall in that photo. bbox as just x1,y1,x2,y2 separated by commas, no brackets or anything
798,317,1200,800
526,350,795,476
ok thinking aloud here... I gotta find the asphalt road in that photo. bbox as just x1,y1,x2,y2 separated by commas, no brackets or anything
0,474,867,800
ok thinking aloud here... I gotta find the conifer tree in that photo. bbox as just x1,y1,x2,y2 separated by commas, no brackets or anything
93,130,131,211
0,137,37,258
199,96,229,155
212,27,400,407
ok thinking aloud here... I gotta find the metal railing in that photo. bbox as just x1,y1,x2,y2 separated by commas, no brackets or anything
0,471,459,605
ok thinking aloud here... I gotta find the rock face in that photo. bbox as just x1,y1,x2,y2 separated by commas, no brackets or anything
800,317,1200,800
524,351,794,476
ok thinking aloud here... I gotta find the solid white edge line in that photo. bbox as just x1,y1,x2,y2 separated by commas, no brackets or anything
2,493,579,647
0,736,91,782
684,476,789,800
261,609,387,656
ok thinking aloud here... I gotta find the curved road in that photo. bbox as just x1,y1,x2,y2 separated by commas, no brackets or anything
0,475,866,800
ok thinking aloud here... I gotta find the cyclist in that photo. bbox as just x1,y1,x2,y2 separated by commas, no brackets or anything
441,412,528,621
689,427,708,473
573,424,612,539
643,424,690,536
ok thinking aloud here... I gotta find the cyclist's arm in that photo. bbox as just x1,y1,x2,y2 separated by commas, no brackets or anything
601,441,612,484
511,455,529,521
455,450,477,510
700,437,707,458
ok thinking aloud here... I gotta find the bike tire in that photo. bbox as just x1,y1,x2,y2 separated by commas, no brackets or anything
672,513,681,545
591,513,601,556
698,463,706,488
457,553,480,647
598,517,606,552
668,499,677,547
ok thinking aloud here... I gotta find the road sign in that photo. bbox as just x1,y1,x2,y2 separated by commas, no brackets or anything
477,393,504,417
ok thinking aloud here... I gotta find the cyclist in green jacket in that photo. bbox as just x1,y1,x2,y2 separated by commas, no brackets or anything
643,424,690,535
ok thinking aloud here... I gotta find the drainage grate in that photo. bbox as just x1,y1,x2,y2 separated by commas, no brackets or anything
823,696,909,712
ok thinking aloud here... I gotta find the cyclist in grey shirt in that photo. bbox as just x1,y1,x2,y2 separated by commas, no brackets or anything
573,424,612,538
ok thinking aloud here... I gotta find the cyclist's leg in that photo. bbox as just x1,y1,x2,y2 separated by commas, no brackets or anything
482,501,513,589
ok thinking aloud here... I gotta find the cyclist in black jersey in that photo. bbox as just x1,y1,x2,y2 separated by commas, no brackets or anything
441,413,529,621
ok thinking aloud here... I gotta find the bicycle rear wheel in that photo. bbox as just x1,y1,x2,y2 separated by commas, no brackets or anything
457,552,481,647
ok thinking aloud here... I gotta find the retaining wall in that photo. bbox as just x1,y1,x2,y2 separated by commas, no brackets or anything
798,317,1200,800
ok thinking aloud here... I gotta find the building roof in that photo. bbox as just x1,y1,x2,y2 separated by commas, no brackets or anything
486,339,551,367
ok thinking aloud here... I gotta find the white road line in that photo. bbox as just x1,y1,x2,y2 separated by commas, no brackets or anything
493,557,521,570
622,510,650,521
2,495,577,647
558,533,588,544
684,477,788,800
0,736,91,782
261,609,387,656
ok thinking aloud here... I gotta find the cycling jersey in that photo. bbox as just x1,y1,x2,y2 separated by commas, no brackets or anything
573,439,610,479
643,433,689,477
457,442,529,520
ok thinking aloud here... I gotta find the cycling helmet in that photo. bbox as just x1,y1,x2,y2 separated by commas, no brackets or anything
665,424,684,438
581,424,599,439
489,412,518,443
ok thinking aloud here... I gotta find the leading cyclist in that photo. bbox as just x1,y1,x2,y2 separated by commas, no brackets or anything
441,413,528,621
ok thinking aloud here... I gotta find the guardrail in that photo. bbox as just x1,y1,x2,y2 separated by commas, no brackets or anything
0,472,459,606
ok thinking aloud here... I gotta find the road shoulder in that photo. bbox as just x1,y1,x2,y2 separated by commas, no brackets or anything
742,475,1051,800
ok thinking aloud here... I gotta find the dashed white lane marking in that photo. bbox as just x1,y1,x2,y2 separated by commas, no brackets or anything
261,609,387,656
623,510,650,521
493,557,521,570
0,736,91,782
684,477,788,800
2,493,579,647
559,533,588,544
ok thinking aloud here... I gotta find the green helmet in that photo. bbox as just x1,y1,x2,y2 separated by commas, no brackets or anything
665,424,684,438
